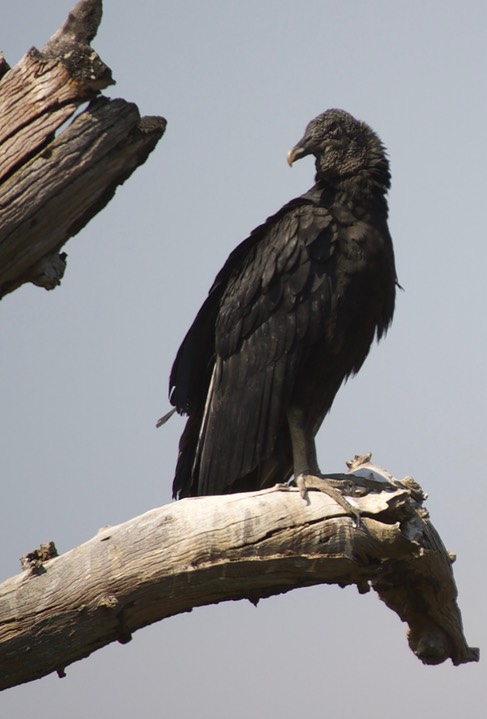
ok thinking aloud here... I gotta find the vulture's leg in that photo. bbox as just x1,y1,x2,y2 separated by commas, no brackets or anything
286,406,361,524
286,406,321,476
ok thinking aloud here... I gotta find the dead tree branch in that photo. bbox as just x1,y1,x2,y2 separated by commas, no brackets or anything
0,0,166,299
0,0,478,695
0,457,478,691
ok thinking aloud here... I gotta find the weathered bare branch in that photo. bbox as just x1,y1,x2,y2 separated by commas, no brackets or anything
0,96,165,296
0,459,478,691
0,0,165,298
0,0,478,696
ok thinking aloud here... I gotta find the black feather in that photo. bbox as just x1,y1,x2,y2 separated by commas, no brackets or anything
167,108,396,498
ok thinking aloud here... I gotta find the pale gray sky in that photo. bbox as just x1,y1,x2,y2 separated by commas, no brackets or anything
1,1,485,716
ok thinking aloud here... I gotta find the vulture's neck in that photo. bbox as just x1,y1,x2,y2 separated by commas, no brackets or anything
315,162,390,218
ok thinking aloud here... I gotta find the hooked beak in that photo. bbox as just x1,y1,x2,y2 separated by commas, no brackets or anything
287,145,305,167
287,132,315,166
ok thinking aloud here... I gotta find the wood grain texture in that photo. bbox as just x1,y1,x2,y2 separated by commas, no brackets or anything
0,460,478,690
0,0,165,298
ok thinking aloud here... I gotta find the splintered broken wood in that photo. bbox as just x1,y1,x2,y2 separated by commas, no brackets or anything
0,0,166,298
0,456,478,691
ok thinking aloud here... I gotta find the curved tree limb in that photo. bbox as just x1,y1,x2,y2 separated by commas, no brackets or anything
0,0,166,299
0,0,478,694
0,457,478,691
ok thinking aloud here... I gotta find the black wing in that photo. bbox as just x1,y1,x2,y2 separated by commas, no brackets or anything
170,190,338,497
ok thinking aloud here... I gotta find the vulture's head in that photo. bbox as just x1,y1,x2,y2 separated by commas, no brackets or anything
288,108,389,188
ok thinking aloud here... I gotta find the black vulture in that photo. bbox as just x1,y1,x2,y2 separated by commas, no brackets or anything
163,108,397,501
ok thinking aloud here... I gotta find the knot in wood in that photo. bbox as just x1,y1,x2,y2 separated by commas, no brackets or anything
97,594,119,610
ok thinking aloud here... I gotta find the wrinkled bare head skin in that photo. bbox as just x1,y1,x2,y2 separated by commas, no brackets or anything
288,108,390,189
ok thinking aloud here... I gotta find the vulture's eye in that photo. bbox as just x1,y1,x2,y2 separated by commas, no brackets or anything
328,121,341,137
